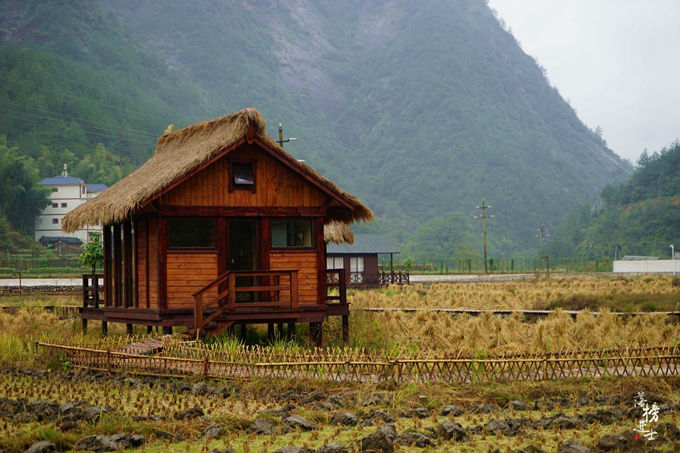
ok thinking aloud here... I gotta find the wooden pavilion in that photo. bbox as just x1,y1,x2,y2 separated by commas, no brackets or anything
63,108,372,343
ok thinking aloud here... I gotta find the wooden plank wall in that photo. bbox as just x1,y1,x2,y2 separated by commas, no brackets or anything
159,146,327,208
166,253,218,308
135,220,148,308
270,251,318,306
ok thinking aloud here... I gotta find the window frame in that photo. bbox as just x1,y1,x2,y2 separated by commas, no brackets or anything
228,160,257,193
61,202,67,208
52,203,58,208
167,217,217,250
52,218,59,224
271,218,315,249
326,256,344,270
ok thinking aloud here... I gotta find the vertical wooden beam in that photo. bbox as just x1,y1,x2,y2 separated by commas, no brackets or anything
102,321,108,336
157,216,167,310
342,315,349,342
103,225,111,307
261,217,271,270
315,217,325,306
287,322,295,340
132,220,138,308
112,223,121,307
217,217,227,303
144,218,150,308
310,322,322,347
123,221,132,308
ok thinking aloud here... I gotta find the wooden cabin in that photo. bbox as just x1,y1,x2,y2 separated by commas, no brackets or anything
63,108,372,343
327,234,408,287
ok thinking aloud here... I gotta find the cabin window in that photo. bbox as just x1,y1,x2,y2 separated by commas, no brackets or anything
52,218,59,224
272,219,313,248
168,218,216,249
61,202,67,208
327,256,344,269
52,203,58,208
350,256,364,283
229,161,256,192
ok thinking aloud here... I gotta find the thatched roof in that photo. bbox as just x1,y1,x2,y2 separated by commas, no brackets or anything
63,108,372,242
323,221,355,245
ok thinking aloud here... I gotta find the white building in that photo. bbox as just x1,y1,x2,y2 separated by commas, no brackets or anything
34,165,107,243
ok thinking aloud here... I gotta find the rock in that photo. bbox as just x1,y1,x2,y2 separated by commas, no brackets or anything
58,419,80,432
557,439,591,453
109,434,146,449
74,435,118,452
203,424,225,439
329,395,345,407
533,400,555,411
507,400,529,411
485,418,525,437
175,407,204,420
362,394,385,406
597,433,629,452
25,441,57,453
378,423,397,441
368,410,395,423
151,429,183,441
468,403,496,414
247,418,277,435
441,404,465,416
280,390,301,402
360,430,394,453
330,412,359,426
394,431,434,448
316,444,349,453
437,420,466,441
582,408,623,425
0,397,23,417
658,422,680,440
309,390,327,401
272,447,314,453
401,407,429,419
551,416,580,430
26,401,60,422
282,414,316,432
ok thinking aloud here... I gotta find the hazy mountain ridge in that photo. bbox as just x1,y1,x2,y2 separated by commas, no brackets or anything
0,0,631,256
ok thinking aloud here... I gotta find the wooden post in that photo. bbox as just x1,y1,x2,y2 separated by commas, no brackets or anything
157,217,167,309
123,221,132,308
339,269,347,304
147,325,153,334
103,225,111,307
268,323,275,339
287,322,295,340
194,293,203,336
82,318,88,333
277,323,284,337
112,223,121,307
162,326,172,335
102,321,108,336
228,273,236,312
126,324,133,336
342,315,349,342
240,323,247,342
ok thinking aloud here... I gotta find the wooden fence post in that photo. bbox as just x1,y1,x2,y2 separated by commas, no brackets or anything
203,355,210,378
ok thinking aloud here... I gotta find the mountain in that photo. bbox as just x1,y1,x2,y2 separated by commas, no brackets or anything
549,141,680,259
0,0,631,256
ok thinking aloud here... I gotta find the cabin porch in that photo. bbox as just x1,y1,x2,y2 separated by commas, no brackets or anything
81,268,349,344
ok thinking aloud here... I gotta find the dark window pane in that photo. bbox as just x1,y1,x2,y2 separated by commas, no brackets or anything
233,163,254,185
272,219,313,247
168,218,215,248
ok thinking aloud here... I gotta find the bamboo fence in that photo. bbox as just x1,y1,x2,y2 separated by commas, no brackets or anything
36,341,680,384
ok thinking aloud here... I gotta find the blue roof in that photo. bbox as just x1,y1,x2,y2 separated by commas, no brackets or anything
87,184,109,192
328,234,400,255
38,176,85,185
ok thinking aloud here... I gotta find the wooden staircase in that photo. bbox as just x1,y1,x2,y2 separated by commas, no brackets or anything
191,270,299,337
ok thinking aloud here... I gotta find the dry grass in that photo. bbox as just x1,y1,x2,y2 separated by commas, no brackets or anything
336,275,680,355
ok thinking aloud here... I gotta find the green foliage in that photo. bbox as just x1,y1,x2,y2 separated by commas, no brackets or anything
78,232,103,274
550,142,680,259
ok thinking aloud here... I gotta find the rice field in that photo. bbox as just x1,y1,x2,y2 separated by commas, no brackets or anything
338,275,680,355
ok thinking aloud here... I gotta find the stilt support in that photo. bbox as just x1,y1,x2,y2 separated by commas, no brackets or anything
310,322,322,347
342,315,349,342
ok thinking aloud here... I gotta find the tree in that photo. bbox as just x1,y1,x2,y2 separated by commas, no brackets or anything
78,232,104,274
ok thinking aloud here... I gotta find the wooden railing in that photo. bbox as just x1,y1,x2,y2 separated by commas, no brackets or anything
325,269,347,304
378,270,409,285
82,274,104,309
193,270,298,336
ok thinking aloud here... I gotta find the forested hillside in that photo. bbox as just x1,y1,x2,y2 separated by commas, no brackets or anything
549,142,680,259
0,0,631,257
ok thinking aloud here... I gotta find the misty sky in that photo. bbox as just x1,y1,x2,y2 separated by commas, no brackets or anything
488,0,680,164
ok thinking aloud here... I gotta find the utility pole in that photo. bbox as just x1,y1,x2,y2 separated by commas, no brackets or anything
537,224,550,277
474,199,494,273
277,123,296,148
